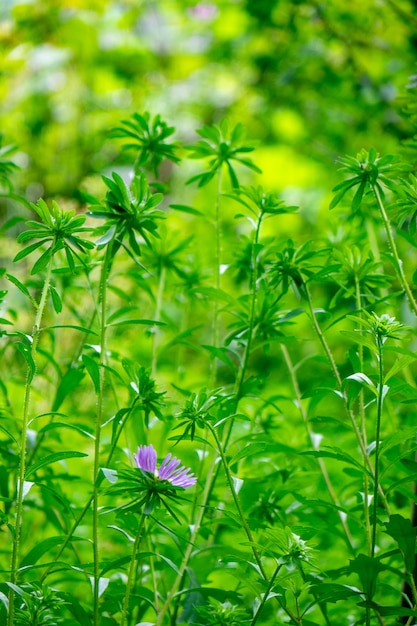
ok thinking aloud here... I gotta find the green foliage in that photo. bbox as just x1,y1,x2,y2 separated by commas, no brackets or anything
187,121,261,188
111,112,181,178
1,2,417,625
14,199,94,274
88,172,164,259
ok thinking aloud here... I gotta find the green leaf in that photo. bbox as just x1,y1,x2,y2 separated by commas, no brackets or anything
20,535,87,568
384,353,417,382
46,324,97,335
52,366,86,411
82,354,101,394
25,451,88,479
384,514,417,573
400,458,417,476
31,246,53,275
101,467,118,484
351,178,367,211
6,273,34,302
58,591,91,626
347,553,385,600
13,240,46,262
108,318,166,327
170,203,203,216
95,224,117,246
340,330,377,353
229,442,266,466
50,284,62,313
14,341,36,383
379,426,417,456
191,286,235,304
38,422,94,440
301,447,367,474
344,372,378,396
201,345,237,372
357,602,417,617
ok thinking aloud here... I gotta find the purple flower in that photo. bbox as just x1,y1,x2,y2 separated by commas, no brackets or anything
134,444,197,488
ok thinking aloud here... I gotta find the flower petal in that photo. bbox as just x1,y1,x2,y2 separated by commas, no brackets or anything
170,469,197,487
134,444,157,474
159,455,181,479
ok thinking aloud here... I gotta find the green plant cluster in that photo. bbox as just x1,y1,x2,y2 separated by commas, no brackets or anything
0,105,416,625
2,1,417,625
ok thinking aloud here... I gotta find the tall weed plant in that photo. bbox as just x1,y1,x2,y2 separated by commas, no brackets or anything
1,103,417,626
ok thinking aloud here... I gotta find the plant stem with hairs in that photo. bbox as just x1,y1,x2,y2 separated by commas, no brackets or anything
92,240,114,626
371,335,385,558
304,280,390,515
250,562,282,626
206,422,300,625
120,510,147,626
354,274,372,554
8,252,54,626
151,262,166,377
280,344,354,551
208,168,223,389
371,184,417,316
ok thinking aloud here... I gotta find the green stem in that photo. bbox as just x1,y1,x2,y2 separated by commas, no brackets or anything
250,562,282,626
371,338,384,558
223,209,264,454
354,275,372,555
404,574,417,626
234,210,263,401
92,241,113,626
280,344,354,552
207,422,299,624
304,283,342,388
304,282,390,514
120,511,147,626
155,212,264,624
151,263,166,377
372,184,417,317
207,423,266,578
8,252,54,626
208,168,223,389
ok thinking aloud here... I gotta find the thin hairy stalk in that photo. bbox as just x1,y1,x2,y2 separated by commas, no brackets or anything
207,423,266,576
296,597,303,625
234,211,263,400
223,210,264,455
371,338,384,557
151,263,166,376
147,534,159,613
120,510,147,626
304,282,390,514
354,275,372,554
372,184,417,317
8,252,54,626
207,422,299,624
365,338,386,626
92,242,114,626
208,168,223,389
403,573,417,626
280,344,354,551
250,562,282,626
304,283,342,388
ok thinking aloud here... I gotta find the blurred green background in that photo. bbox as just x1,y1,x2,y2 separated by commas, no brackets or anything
1,0,416,201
